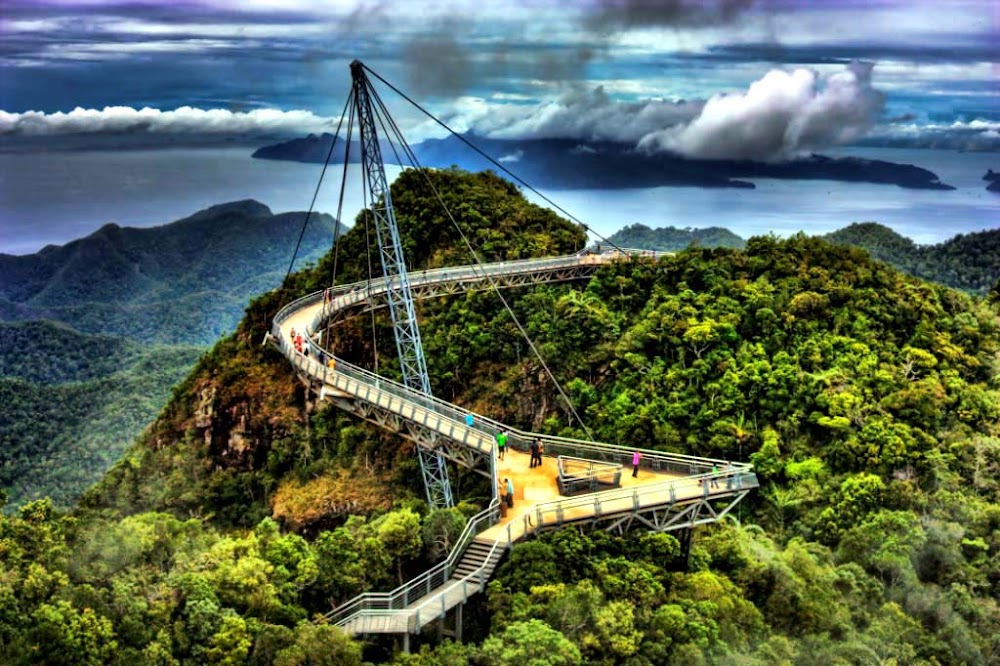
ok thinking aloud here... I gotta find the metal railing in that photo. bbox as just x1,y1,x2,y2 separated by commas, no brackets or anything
557,455,623,495
274,305,750,481
410,535,507,631
533,469,759,531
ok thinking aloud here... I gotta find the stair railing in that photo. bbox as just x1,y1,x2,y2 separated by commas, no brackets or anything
324,498,502,627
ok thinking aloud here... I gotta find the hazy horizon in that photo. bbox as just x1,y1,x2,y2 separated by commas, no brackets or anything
2,145,997,257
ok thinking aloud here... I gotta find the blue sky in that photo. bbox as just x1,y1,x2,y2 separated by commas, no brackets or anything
0,0,997,159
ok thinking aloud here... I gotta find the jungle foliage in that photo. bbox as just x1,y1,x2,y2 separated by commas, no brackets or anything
825,222,1000,295
2,168,998,664
609,221,1000,296
0,321,202,508
608,223,747,251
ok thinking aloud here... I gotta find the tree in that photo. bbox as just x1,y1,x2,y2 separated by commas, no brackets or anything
422,508,467,562
29,601,118,666
273,623,362,666
374,509,423,584
480,619,582,666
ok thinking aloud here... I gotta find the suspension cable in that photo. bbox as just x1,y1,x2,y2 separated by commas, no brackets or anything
362,63,626,254
329,90,356,289
364,76,597,440
284,93,353,282
362,188,379,376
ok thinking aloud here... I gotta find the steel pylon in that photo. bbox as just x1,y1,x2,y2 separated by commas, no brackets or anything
350,60,454,509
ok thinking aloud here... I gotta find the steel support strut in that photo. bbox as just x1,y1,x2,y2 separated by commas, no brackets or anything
350,60,454,508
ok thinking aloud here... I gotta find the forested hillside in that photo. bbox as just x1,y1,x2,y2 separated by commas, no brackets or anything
825,222,1000,295
0,202,341,509
607,223,746,251
610,221,1000,296
0,321,202,507
1,169,998,665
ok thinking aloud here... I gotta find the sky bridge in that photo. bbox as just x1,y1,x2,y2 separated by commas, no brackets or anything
268,249,758,645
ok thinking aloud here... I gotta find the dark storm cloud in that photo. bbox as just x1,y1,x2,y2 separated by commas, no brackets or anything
584,0,759,32
397,0,763,97
400,20,475,97
398,19,600,98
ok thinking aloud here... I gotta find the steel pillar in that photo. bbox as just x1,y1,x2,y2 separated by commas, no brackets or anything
350,60,453,508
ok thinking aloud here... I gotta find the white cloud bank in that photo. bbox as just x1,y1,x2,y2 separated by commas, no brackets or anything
640,62,884,161
0,106,335,137
450,63,887,161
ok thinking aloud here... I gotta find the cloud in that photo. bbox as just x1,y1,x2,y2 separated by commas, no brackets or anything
447,62,885,161
862,119,1000,152
443,86,704,143
0,105,335,137
497,149,523,163
584,0,758,32
640,61,885,160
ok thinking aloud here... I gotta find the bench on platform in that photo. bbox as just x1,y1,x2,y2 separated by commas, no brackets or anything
557,456,623,496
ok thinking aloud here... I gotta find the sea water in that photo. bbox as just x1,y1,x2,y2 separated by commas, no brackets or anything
1,146,997,255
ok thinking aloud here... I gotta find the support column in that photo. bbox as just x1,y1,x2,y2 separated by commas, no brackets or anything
678,527,693,570
455,604,463,642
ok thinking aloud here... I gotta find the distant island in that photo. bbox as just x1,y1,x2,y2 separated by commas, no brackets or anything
608,222,1000,295
253,133,956,191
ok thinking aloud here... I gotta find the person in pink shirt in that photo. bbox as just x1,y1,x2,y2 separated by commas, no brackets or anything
632,451,641,478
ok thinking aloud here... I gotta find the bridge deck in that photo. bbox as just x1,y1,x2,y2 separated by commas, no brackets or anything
270,252,758,635
481,447,683,541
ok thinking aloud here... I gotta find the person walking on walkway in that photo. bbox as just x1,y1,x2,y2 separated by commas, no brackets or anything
632,450,641,478
529,439,540,468
711,464,720,488
504,477,514,507
496,430,507,461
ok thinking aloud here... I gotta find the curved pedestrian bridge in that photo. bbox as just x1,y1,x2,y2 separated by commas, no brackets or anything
268,249,758,639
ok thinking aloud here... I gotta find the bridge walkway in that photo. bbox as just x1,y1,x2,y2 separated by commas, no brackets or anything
269,251,758,637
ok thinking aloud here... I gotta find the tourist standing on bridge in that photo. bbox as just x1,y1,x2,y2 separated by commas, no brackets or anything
496,431,507,461
530,439,541,468
632,451,641,478
504,478,514,508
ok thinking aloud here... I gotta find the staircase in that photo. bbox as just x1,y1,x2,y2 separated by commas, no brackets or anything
451,537,505,584
336,536,506,636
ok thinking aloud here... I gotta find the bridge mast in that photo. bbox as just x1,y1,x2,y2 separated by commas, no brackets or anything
350,60,454,509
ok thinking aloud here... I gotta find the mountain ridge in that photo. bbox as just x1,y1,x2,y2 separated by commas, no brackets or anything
607,221,1000,295
0,199,343,344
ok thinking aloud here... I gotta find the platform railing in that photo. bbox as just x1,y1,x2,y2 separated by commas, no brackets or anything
533,469,760,530
557,455,623,495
